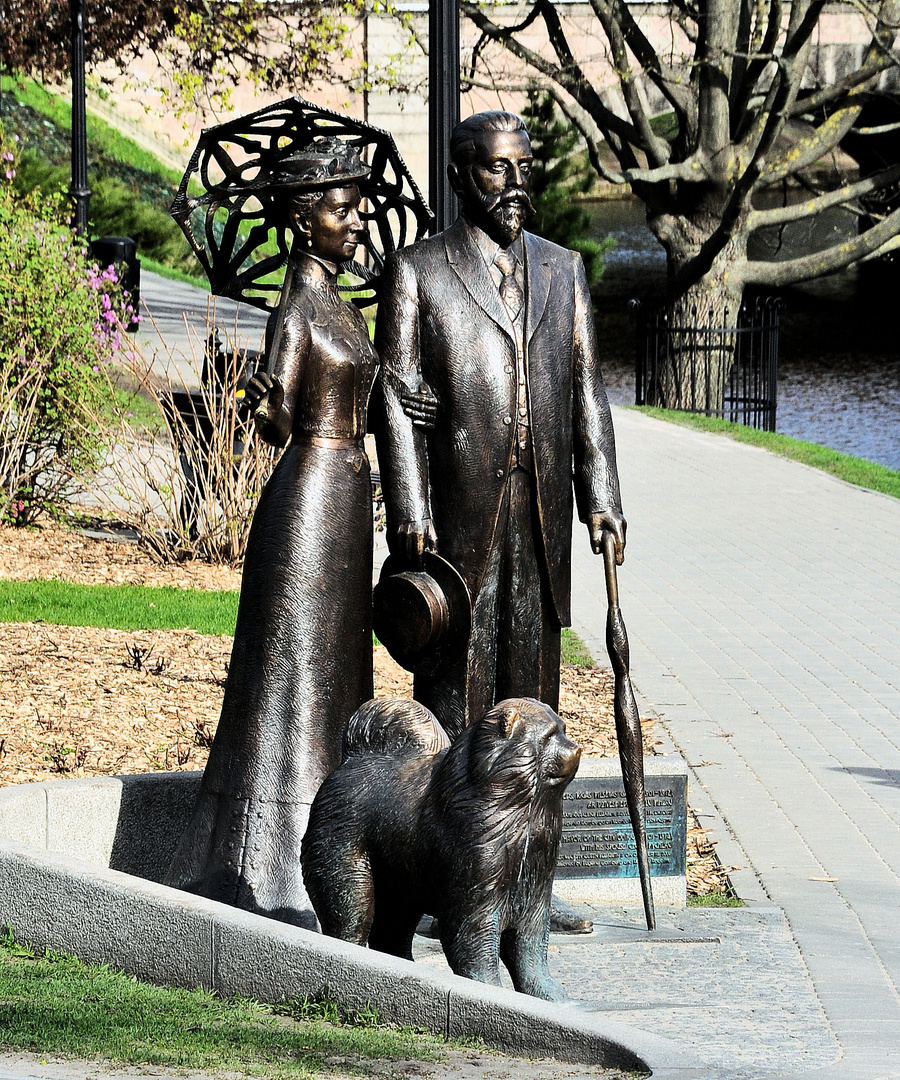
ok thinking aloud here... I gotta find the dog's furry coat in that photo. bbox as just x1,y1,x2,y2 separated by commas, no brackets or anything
301,696,580,1001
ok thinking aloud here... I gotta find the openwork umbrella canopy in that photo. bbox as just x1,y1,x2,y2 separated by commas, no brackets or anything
171,97,433,311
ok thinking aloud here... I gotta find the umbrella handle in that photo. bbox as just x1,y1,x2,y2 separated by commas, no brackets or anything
261,238,298,378
601,530,620,609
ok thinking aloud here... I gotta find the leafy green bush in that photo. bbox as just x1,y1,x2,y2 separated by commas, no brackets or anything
88,174,199,274
11,153,197,274
522,91,614,288
2,80,198,276
0,143,128,524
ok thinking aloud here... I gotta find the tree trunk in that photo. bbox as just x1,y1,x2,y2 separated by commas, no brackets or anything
645,203,748,414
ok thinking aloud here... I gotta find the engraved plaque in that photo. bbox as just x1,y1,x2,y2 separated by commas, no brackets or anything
557,774,687,879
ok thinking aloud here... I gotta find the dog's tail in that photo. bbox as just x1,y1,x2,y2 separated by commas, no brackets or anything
342,697,450,760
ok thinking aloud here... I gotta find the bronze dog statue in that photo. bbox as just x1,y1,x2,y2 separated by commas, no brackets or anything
301,696,581,1001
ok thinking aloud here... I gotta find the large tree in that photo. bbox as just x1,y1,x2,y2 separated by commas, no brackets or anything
0,1,361,117
461,0,900,400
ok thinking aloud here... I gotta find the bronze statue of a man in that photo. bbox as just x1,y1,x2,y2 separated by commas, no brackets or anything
375,109,626,743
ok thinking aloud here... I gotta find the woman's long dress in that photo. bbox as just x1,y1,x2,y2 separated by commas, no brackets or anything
165,254,378,929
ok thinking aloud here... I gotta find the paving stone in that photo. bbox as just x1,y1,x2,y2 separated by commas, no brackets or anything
572,407,900,1077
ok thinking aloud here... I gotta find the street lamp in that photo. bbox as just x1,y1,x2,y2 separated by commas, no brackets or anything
69,0,91,235
428,0,460,233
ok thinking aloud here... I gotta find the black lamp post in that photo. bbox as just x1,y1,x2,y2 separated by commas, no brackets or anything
428,0,460,233
70,0,91,235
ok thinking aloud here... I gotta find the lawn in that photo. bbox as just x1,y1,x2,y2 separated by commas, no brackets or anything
634,407,900,500
0,931,447,1080
0,578,240,637
0,577,593,663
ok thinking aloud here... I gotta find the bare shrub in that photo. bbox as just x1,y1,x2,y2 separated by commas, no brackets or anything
92,315,278,566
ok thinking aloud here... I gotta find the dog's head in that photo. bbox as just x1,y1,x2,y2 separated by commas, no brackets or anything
464,698,581,803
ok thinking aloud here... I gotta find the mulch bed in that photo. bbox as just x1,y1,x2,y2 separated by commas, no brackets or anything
0,522,730,895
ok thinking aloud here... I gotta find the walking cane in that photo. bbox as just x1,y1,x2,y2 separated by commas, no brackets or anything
602,530,656,931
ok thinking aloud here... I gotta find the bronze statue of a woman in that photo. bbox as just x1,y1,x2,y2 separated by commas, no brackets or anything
166,139,378,929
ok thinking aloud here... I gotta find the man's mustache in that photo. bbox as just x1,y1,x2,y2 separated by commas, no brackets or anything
486,190,535,216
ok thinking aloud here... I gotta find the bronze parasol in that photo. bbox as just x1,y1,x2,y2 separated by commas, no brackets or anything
170,96,433,312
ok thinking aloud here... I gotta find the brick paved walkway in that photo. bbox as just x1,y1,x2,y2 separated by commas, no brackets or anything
569,407,900,1079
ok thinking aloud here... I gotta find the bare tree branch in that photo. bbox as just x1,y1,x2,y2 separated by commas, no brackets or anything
767,0,900,177
684,3,822,286
460,74,534,95
460,0,900,306
570,0,671,167
745,203,900,285
783,0,828,56
696,0,737,157
749,163,900,227
856,120,900,134
790,54,900,116
459,0,644,169
735,0,783,122
763,101,866,183
545,86,710,186
550,91,629,185
587,0,694,129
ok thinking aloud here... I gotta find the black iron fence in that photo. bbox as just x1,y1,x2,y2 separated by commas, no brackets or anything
633,296,783,431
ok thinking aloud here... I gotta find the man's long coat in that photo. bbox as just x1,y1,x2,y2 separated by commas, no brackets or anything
375,218,621,627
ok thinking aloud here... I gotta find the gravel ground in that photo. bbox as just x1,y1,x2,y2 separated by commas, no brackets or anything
0,1049,642,1080
0,522,728,901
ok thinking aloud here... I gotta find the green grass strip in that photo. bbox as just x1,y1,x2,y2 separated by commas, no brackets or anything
561,627,594,667
1,74,184,185
140,255,210,291
0,578,598,665
633,406,900,500
0,934,444,1078
0,579,238,636
686,892,744,908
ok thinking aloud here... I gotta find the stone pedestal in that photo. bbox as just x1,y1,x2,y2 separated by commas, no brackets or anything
554,756,688,908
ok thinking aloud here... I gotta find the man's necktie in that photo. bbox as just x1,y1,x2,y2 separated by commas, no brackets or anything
494,249,524,320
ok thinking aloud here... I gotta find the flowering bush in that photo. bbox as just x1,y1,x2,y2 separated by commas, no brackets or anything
0,138,130,524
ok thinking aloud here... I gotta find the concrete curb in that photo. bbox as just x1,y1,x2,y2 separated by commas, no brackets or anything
0,840,705,1077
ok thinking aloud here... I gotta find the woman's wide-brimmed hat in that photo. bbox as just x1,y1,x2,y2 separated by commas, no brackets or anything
266,136,371,191
373,552,472,676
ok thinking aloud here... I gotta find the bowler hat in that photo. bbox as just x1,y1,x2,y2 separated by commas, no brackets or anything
373,552,471,675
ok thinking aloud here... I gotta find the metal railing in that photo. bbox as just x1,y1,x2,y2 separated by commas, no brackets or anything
633,296,783,431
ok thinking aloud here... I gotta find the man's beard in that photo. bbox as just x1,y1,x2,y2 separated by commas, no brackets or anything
489,197,531,246
469,189,534,246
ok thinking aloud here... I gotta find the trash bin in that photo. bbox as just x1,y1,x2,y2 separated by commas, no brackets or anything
90,235,141,332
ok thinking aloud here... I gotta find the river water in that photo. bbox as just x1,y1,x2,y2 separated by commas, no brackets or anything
587,200,900,471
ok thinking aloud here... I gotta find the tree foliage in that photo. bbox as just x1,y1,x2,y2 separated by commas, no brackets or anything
0,1,361,116
520,90,614,288
461,0,900,309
